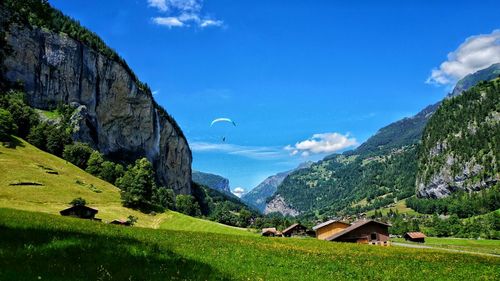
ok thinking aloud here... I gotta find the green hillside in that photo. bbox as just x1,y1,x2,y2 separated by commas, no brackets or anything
1,208,498,281
0,137,252,235
276,145,418,219
417,78,500,196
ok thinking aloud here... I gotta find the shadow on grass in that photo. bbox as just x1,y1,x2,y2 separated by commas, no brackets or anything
1,136,24,149
0,225,231,281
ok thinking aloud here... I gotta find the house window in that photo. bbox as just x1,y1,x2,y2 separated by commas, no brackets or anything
370,232,377,240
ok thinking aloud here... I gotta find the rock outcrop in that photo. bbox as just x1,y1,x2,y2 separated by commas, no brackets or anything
1,17,191,194
416,74,499,199
264,195,299,217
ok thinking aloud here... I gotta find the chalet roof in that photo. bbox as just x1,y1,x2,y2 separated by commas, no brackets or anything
282,223,307,234
59,205,98,215
261,227,277,234
312,219,350,231
325,219,391,241
405,232,426,239
111,219,131,225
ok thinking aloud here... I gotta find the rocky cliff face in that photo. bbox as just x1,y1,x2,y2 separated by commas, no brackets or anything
1,20,192,194
416,76,499,198
264,195,299,217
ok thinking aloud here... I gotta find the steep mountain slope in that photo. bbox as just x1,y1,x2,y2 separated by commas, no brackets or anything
417,78,500,198
192,171,231,195
449,63,500,98
0,0,191,194
269,65,500,218
242,161,312,212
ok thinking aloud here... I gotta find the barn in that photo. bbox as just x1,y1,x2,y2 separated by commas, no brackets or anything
312,219,350,240
262,227,278,237
59,205,98,220
404,232,426,243
110,219,131,226
324,220,391,245
281,223,309,237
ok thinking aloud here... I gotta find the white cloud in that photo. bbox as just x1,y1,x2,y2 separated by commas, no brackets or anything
148,0,168,12
200,19,223,28
232,187,245,198
285,132,358,156
190,142,283,159
148,0,223,29
427,30,500,85
152,90,160,95
152,17,184,27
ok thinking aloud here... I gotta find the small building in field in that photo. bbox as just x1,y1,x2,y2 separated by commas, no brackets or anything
60,205,98,220
404,232,426,243
313,219,351,240
282,223,309,237
325,220,391,245
110,219,131,226
262,227,278,237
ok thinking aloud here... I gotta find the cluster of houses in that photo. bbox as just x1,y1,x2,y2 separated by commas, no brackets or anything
59,205,427,243
263,219,426,245
59,204,131,226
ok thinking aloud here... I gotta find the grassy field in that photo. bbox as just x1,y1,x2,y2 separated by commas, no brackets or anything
0,137,251,235
393,237,500,255
0,208,498,281
160,211,255,236
366,198,418,216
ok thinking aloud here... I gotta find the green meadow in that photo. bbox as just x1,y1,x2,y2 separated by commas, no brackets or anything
1,208,499,281
1,138,499,280
393,236,500,256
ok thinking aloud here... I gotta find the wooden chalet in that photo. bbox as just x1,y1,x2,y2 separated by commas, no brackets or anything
262,227,278,237
324,220,391,245
404,232,426,243
281,223,310,237
59,205,98,220
110,219,131,226
312,219,350,240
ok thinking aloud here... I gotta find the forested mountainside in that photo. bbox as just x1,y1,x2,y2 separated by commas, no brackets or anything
417,78,500,198
242,161,312,212
268,65,500,219
449,63,500,98
192,171,232,196
0,0,192,194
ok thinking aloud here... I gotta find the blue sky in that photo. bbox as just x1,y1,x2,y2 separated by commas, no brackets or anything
49,0,500,194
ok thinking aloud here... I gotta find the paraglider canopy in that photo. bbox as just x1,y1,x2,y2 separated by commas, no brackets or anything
210,118,236,127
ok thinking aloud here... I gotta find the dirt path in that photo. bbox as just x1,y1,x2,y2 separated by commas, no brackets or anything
392,242,500,258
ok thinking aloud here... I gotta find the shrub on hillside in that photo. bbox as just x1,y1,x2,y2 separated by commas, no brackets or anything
116,158,158,210
63,142,94,169
70,197,86,206
0,90,38,138
176,195,201,217
0,109,17,141
153,187,176,210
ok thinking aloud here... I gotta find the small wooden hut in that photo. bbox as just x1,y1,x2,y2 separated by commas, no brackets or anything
262,227,278,237
404,232,426,243
60,205,98,220
282,223,309,237
110,219,131,226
